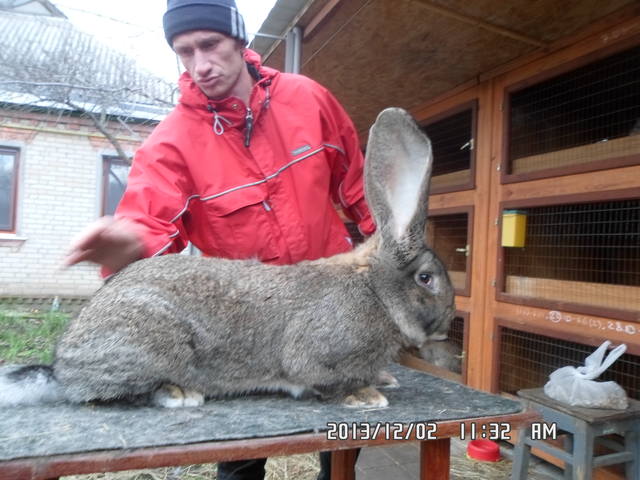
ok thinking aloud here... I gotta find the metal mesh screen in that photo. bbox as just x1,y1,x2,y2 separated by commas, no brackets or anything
499,327,639,400
427,213,468,291
417,315,465,376
508,44,640,174
503,199,640,312
449,316,464,352
421,107,473,189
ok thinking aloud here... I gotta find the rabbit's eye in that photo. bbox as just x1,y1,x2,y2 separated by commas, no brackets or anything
418,273,434,287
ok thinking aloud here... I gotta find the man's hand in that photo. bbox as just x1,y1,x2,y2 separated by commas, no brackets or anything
64,216,145,273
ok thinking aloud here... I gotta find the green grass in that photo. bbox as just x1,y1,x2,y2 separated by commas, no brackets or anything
0,309,69,365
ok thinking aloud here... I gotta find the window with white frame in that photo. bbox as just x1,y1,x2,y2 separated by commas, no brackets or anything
102,156,131,216
0,147,19,232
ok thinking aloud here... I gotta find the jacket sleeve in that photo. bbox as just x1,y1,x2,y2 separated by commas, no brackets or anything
319,87,376,236
114,136,192,260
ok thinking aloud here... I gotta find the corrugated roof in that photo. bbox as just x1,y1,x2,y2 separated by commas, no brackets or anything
0,9,174,120
0,0,65,17
250,0,312,57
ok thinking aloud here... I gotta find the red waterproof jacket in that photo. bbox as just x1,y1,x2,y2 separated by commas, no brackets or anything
115,50,374,265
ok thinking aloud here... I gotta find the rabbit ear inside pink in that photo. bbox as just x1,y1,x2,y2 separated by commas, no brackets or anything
364,108,433,266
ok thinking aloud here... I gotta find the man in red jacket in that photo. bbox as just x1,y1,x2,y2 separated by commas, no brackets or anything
66,0,372,478
66,1,373,274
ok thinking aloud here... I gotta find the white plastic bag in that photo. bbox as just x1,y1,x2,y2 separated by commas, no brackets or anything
543,341,628,409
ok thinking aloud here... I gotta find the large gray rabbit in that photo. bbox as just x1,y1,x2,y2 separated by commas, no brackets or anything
0,108,455,409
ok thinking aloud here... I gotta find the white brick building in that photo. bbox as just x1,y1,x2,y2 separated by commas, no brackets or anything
0,111,159,298
0,2,173,304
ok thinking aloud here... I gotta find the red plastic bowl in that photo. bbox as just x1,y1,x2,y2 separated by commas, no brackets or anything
466,439,501,462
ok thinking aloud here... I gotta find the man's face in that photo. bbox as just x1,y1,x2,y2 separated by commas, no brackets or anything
172,30,246,100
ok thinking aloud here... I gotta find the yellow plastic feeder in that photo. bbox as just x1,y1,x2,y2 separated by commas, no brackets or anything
501,210,527,247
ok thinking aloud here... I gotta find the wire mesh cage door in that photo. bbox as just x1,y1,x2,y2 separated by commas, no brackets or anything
506,44,640,180
421,101,476,193
499,197,640,319
498,325,639,401
417,315,468,381
426,210,472,296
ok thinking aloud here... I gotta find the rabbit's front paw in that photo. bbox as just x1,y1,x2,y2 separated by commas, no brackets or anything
343,386,389,408
376,370,400,389
151,384,205,408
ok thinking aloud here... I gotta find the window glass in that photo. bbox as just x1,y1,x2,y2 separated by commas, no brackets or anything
0,149,18,231
103,157,130,216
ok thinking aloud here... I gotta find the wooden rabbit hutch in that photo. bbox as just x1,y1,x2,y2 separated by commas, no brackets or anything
257,1,640,457
413,15,640,476
413,33,640,392
414,12,639,409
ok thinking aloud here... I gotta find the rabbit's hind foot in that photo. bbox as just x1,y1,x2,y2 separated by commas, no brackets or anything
376,370,399,389
343,386,389,408
151,384,204,408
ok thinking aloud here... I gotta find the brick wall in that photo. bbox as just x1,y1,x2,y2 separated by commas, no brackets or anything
0,110,157,298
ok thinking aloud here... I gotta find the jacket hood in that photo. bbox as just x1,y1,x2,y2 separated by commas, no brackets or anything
177,48,276,111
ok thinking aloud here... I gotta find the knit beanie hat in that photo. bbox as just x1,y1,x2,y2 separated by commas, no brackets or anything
163,0,249,46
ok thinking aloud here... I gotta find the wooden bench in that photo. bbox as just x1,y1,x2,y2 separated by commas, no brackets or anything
0,365,537,480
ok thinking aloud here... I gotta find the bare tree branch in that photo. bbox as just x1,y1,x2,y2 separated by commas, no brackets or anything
65,100,131,164
0,10,175,164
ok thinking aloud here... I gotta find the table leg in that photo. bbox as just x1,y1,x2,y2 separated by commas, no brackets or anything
420,438,450,480
563,433,574,479
624,421,640,480
511,428,533,480
572,422,594,480
330,449,358,480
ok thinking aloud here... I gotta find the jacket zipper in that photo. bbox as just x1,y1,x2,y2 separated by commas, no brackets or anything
244,107,254,147
243,82,270,148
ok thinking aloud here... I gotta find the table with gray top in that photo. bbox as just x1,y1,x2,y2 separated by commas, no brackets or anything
0,365,537,480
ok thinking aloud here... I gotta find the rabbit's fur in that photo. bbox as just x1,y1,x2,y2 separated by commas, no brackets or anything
0,108,455,409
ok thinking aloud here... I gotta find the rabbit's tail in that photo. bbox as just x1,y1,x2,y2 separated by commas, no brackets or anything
0,364,65,406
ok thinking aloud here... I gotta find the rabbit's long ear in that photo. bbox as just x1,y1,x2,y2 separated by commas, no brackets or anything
364,108,433,267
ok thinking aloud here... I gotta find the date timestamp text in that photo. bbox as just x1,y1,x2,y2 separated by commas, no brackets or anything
327,422,439,441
